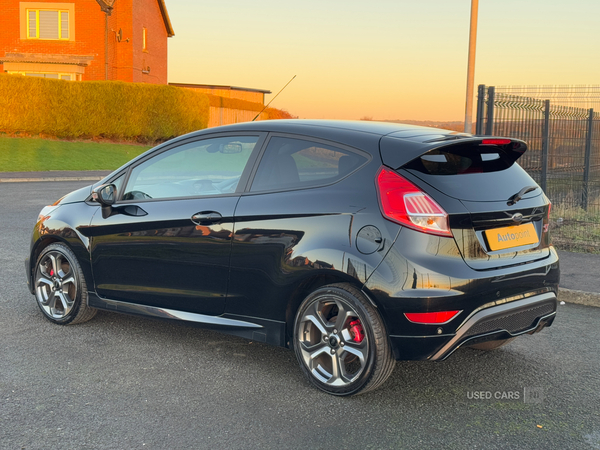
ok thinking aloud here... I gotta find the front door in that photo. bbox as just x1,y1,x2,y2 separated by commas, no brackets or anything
88,133,264,315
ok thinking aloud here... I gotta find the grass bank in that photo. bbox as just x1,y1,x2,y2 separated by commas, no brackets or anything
0,136,151,172
550,201,600,254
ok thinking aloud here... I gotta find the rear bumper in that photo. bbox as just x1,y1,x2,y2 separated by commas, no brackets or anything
388,292,557,361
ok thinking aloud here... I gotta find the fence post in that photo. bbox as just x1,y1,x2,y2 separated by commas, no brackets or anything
485,86,495,136
540,100,550,194
582,108,594,211
475,84,485,135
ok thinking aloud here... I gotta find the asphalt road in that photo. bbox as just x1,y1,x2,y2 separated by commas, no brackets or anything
1,181,599,450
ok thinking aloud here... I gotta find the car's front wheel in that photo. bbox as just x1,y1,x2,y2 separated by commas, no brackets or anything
34,243,97,325
293,283,395,396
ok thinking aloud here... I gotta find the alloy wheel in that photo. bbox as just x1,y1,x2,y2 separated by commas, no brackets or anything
35,250,78,319
297,296,369,386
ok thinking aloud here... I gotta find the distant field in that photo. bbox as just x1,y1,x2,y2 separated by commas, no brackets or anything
0,136,151,172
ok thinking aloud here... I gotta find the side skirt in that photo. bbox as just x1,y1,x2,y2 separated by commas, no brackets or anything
87,292,286,347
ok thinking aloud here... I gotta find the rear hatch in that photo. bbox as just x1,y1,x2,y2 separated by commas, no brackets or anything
380,135,551,270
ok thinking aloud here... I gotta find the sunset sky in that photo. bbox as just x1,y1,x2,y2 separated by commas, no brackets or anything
167,0,600,121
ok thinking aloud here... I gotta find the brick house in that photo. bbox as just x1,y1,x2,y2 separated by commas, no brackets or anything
0,0,174,83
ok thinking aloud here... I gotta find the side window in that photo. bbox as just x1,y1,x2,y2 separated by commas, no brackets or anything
250,136,367,192
122,135,259,201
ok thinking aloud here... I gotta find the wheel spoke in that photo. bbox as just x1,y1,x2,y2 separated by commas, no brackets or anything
61,276,75,289
39,261,51,278
37,276,53,287
328,353,342,385
57,292,73,313
58,261,72,280
48,254,59,278
304,305,329,335
36,282,52,305
343,342,368,363
307,342,329,360
334,302,354,333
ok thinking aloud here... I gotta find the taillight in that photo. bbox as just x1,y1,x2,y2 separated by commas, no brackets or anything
376,167,452,237
544,202,552,233
404,310,461,324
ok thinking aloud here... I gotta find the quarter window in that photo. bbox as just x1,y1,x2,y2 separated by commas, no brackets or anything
250,136,367,192
27,9,69,40
122,136,260,201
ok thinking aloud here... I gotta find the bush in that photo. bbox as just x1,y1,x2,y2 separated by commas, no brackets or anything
0,74,209,142
205,94,296,120
265,107,295,120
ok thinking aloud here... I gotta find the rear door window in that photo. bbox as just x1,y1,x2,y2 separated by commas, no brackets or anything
250,136,367,192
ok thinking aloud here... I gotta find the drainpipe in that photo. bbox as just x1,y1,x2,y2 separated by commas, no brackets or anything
96,1,115,80
104,12,109,79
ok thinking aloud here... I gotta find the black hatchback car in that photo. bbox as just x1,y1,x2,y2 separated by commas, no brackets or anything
26,120,559,395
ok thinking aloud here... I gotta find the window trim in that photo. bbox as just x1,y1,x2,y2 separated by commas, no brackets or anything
20,2,75,41
244,132,372,195
113,132,268,204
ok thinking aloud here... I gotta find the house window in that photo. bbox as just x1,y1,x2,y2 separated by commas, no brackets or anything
8,71,78,81
142,27,147,51
27,9,69,40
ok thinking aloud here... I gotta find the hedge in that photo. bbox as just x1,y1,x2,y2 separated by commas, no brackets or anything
205,94,295,120
0,74,210,142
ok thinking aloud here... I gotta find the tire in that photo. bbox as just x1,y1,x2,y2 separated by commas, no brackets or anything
293,283,395,396
33,243,97,325
469,337,515,351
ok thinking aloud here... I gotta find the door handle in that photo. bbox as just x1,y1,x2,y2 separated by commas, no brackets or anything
191,212,222,224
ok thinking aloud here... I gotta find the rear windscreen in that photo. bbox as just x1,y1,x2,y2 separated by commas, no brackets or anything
404,144,514,175
403,143,540,202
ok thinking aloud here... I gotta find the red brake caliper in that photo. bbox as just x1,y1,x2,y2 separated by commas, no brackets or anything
349,319,365,343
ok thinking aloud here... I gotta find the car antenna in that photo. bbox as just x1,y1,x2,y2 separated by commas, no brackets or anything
252,75,296,121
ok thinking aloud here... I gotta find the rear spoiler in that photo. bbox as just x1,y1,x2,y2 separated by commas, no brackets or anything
380,134,528,170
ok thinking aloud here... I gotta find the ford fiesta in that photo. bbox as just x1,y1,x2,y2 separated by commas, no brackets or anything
25,120,559,396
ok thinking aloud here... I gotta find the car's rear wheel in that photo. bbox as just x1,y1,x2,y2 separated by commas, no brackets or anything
293,283,395,396
469,337,515,351
34,243,97,325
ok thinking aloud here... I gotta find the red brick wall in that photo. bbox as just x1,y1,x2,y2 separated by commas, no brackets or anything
111,0,133,82
0,0,106,79
0,0,169,83
0,1,20,73
131,0,168,84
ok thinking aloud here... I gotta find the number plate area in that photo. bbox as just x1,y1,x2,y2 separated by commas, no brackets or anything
485,223,539,251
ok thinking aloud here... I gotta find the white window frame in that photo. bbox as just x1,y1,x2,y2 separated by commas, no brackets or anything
20,3,75,41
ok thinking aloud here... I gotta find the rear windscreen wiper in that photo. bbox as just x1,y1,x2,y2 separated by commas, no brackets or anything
507,185,538,206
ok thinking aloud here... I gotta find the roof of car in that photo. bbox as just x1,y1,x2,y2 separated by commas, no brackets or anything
199,119,465,141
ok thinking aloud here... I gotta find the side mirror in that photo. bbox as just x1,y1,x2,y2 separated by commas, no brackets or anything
92,184,117,206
